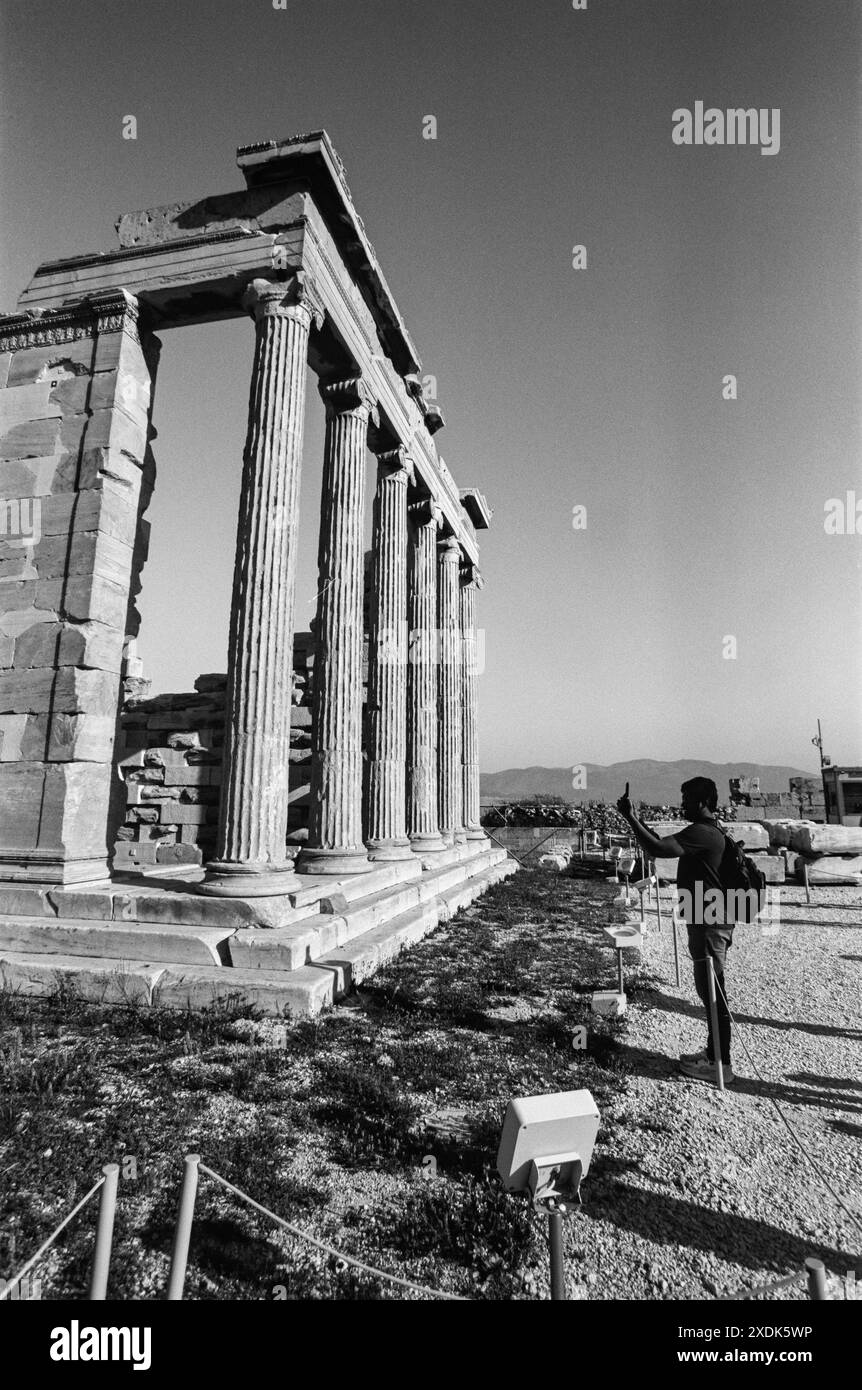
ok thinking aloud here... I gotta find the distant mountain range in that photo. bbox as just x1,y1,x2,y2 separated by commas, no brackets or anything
480,759,818,806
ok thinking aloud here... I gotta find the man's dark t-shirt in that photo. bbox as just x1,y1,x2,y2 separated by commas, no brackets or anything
675,820,726,925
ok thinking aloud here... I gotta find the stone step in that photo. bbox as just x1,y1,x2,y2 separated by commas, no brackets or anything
0,951,328,1016
229,845,504,971
0,917,234,966
0,952,166,1005
0,857,522,1018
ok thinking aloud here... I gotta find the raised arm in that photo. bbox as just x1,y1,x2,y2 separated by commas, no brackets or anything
615,783,685,860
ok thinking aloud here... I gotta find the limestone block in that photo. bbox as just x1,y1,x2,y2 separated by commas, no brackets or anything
59,406,148,464
123,766,165,784
5,337,118,386
291,705,312,728
126,782,173,803
0,633,13,666
0,555,40,588
37,482,140,548
21,712,116,762
790,825,862,855
0,454,65,500
0,417,61,461
155,842,202,866
0,353,10,389
48,370,150,428
0,382,63,430
0,666,118,716
726,822,770,851
796,854,862,884
159,764,215,786
33,530,134,588
126,807,159,824
37,575,130,629
13,620,124,674
0,713,28,760
158,801,209,824
53,445,146,495
748,852,785,884
0,759,112,860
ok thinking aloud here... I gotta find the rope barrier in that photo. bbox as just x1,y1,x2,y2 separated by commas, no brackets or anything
197,1162,470,1301
0,1175,105,1300
709,971,862,1242
713,1269,805,1301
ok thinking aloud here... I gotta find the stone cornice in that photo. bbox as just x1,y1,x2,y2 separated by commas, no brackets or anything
0,289,140,350
29,226,260,277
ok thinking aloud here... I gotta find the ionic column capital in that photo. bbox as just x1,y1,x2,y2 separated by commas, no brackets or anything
460,559,484,590
409,498,443,531
318,374,378,422
242,271,325,328
373,445,415,488
438,534,462,560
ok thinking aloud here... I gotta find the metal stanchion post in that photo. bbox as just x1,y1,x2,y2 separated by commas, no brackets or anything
548,1211,567,1301
167,1153,201,1301
616,947,624,995
88,1164,120,1301
803,860,811,905
671,891,681,988
655,876,664,933
705,957,725,1091
805,1257,827,1300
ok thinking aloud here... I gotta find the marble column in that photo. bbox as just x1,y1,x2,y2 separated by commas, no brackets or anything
200,273,323,897
297,376,376,875
438,535,466,846
406,500,448,858
460,563,486,841
365,447,414,860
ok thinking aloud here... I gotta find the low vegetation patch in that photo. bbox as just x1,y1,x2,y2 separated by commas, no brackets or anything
0,871,644,1300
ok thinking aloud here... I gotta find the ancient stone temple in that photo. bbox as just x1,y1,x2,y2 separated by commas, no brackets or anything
0,132,516,1014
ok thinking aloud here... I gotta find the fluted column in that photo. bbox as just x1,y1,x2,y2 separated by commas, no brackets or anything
200,273,323,897
296,376,376,875
438,535,466,846
365,448,414,860
407,501,448,859
460,562,486,841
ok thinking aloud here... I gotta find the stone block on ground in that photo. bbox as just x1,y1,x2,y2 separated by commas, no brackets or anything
796,855,862,885
789,825,862,855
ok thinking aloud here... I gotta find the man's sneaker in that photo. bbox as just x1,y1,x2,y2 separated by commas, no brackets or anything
678,1053,734,1083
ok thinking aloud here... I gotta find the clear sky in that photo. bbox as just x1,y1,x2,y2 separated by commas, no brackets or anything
1,0,859,774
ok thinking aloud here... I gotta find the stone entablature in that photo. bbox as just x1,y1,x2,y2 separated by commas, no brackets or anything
0,130,492,893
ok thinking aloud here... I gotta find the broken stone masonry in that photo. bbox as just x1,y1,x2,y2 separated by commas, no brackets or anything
0,132,518,1015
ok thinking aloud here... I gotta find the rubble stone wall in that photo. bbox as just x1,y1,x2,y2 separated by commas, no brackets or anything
113,636,315,870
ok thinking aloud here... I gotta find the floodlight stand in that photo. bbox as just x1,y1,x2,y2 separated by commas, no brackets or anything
547,1209,566,1301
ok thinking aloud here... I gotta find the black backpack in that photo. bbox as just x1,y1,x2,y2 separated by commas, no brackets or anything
701,827,768,924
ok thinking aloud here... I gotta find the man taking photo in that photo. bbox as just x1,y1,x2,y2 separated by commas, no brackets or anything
616,777,734,1083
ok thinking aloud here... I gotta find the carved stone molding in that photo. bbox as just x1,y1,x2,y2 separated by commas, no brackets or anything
0,289,141,351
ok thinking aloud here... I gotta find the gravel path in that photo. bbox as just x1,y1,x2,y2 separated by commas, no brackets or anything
575,884,862,1300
